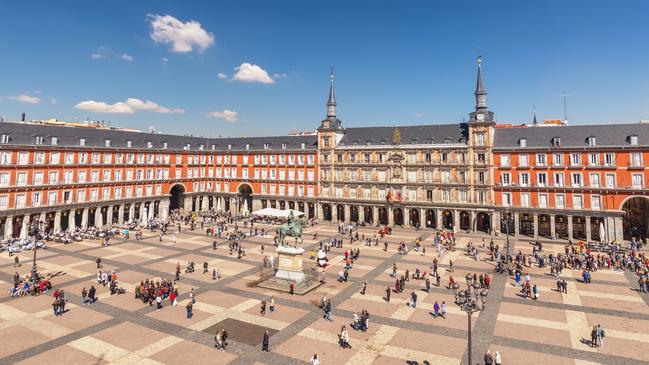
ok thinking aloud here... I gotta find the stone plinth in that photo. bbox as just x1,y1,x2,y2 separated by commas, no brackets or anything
274,246,306,284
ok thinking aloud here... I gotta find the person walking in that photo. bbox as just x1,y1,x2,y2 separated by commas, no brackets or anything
494,350,502,365
81,287,88,305
260,297,267,317
269,296,275,313
96,257,102,269
385,286,391,302
262,330,270,351
13,256,20,268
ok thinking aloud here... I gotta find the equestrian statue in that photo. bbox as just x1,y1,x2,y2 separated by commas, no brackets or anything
278,210,305,246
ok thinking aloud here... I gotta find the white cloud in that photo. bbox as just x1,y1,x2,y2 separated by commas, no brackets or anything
7,94,41,104
272,73,287,79
161,57,169,64
75,100,134,114
49,97,58,105
121,53,134,62
90,53,105,60
217,72,228,80
207,109,238,123
74,98,184,114
232,63,274,84
149,14,214,53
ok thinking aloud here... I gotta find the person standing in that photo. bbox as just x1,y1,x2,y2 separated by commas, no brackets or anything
88,285,96,304
260,297,267,317
484,350,494,365
262,330,270,351
96,257,102,269
361,282,367,295
269,296,276,313
81,287,88,305
494,351,502,365
385,286,391,302
186,300,193,319
13,256,19,268
310,354,320,365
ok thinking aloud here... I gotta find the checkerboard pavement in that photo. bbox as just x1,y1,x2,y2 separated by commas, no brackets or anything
0,221,647,365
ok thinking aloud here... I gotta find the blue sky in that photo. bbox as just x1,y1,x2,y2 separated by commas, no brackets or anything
1,0,648,137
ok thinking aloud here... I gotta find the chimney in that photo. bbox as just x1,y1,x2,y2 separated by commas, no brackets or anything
21,113,26,122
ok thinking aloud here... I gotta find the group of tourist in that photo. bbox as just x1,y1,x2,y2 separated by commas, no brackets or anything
135,278,178,309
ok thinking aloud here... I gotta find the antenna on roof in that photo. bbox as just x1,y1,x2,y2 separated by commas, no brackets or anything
558,90,571,124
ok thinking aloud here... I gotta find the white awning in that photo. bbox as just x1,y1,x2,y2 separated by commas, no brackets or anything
251,208,304,218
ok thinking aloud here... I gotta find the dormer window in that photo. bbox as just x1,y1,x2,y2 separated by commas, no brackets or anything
185,143,191,150
79,138,86,147
227,144,232,150
263,143,270,150
282,143,287,150
163,142,168,149
301,142,306,150
211,144,215,150
246,144,250,150
443,137,451,144
587,136,596,147
552,137,561,147
147,141,153,149
630,135,639,146
199,144,204,151
104,139,111,147
519,138,527,148
1,134,9,144
51,137,58,145
126,140,133,148
35,136,44,145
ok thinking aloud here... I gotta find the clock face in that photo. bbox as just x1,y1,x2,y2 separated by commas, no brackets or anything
476,113,484,121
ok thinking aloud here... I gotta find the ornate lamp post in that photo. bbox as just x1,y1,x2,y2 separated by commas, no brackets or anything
504,210,511,263
30,220,45,283
234,193,243,231
456,273,488,365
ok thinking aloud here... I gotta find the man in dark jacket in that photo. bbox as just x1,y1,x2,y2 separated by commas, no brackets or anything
262,330,270,351
88,285,97,304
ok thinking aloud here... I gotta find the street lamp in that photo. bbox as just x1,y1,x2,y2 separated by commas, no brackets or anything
234,193,243,231
504,210,511,263
30,220,45,284
456,273,488,365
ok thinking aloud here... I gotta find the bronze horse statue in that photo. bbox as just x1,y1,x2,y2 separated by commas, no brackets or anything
278,217,305,246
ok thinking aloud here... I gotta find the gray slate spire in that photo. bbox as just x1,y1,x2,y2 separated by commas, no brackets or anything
327,68,336,119
533,106,538,125
475,57,487,111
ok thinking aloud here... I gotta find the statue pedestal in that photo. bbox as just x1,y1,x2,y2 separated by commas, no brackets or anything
274,246,306,284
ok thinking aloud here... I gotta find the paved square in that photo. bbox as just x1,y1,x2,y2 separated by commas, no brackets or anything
1,220,648,365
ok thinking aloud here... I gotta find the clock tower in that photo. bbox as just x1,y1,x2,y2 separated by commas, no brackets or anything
468,57,494,125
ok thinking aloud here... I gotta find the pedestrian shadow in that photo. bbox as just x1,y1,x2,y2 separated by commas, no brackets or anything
579,337,595,347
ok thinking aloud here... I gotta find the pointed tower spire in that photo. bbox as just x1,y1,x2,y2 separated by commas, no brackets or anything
532,105,538,125
327,67,336,120
475,56,487,111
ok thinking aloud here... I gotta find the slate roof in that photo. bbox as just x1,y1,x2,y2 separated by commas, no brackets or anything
338,123,469,146
493,123,649,149
0,122,318,152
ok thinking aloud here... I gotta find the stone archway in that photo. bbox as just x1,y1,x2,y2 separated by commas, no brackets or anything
169,184,186,211
409,208,420,228
442,210,454,230
336,204,345,222
350,206,359,223
476,212,490,233
622,196,649,242
322,204,332,221
425,209,436,228
393,208,404,226
378,207,388,225
363,206,373,224
459,211,470,231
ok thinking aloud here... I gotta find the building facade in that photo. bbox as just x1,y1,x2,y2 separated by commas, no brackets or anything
1,59,648,242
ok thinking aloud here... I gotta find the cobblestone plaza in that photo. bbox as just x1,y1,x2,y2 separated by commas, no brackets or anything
1,221,647,365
